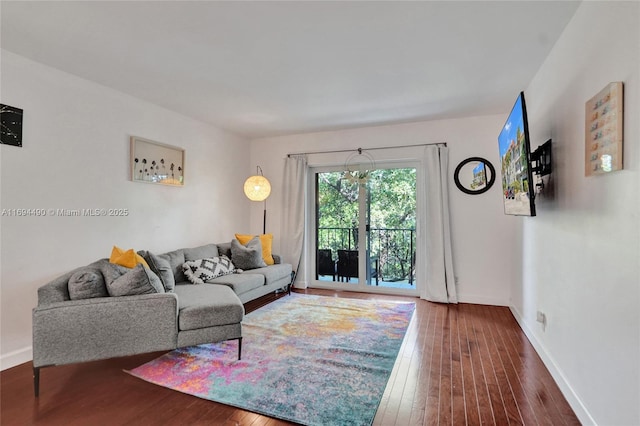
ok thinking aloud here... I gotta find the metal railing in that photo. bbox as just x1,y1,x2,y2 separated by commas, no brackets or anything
317,227,416,283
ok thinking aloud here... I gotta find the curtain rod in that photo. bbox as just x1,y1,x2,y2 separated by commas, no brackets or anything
286,142,446,157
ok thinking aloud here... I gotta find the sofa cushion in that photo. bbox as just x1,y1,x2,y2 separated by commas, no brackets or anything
158,249,187,284
139,250,175,292
182,256,235,284
183,244,219,261
207,272,264,295
216,242,232,258
241,263,292,286
106,264,165,297
231,237,267,270
68,268,108,300
235,234,274,265
174,284,244,330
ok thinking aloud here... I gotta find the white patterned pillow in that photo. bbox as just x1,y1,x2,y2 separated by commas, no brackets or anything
182,256,236,284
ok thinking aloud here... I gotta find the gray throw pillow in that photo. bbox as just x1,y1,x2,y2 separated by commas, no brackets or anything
106,264,165,297
139,250,175,292
95,258,130,285
231,237,267,270
68,268,108,300
158,249,187,283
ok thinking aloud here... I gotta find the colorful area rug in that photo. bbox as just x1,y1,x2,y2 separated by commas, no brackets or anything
128,293,415,426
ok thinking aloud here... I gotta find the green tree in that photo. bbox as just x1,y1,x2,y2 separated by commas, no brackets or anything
513,180,522,193
502,150,512,174
317,172,359,229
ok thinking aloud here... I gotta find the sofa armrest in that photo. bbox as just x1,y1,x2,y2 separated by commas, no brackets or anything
33,293,178,367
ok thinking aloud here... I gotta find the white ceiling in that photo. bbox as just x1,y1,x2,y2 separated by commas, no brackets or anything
1,1,580,139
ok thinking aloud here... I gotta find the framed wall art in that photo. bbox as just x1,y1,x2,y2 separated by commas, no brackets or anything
130,136,185,186
585,82,623,176
1,104,23,147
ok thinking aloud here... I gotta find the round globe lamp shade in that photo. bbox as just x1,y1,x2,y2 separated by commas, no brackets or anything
244,175,271,201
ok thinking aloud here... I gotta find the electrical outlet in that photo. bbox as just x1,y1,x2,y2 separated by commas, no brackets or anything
536,311,547,331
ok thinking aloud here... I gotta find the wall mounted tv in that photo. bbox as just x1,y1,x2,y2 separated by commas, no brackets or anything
497,92,536,216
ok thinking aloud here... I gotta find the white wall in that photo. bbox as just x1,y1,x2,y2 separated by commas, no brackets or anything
250,115,518,306
0,51,252,369
511,2,640,425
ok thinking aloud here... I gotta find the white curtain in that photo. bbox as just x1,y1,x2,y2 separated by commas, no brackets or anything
421,145,457,303
281,155,308,286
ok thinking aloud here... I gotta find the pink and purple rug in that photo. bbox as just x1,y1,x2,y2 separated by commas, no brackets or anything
128,293,415,426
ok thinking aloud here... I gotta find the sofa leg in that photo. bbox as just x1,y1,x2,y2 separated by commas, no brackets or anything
33,367,40,397
238,337,243,360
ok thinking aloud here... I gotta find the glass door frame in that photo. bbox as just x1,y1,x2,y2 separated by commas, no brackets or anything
307,160,420,297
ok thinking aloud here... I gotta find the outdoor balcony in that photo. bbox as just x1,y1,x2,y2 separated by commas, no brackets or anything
316,227,416,290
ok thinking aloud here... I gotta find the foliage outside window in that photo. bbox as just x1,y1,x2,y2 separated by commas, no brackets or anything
317,168,416,282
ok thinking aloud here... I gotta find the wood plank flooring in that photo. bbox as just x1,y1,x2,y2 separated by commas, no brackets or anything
0,289,579,425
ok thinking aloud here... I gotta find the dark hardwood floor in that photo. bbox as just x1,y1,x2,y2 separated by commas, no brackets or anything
1,289,579,425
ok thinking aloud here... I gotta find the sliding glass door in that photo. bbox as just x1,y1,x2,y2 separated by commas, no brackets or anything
311,163,418,295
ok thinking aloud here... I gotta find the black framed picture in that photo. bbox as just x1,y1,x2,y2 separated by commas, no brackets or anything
1,104,23,147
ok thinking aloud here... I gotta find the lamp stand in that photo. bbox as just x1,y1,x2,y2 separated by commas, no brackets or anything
263,200,267,234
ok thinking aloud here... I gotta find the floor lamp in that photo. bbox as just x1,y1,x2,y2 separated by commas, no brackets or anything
243,166,271,234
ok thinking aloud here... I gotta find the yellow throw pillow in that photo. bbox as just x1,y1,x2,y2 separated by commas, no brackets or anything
234,233,274,265
109,246,149,269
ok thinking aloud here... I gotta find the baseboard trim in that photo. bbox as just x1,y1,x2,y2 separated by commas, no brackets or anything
458,294,509,307
292,280,308,289
1,346,32,371
509,305,595,425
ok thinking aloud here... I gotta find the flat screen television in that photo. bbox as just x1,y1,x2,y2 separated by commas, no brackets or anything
497,92,536,216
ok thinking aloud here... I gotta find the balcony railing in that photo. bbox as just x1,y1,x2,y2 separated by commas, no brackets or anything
317,227,416,283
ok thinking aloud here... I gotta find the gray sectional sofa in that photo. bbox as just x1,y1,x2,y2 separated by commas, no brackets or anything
32,240,293,396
